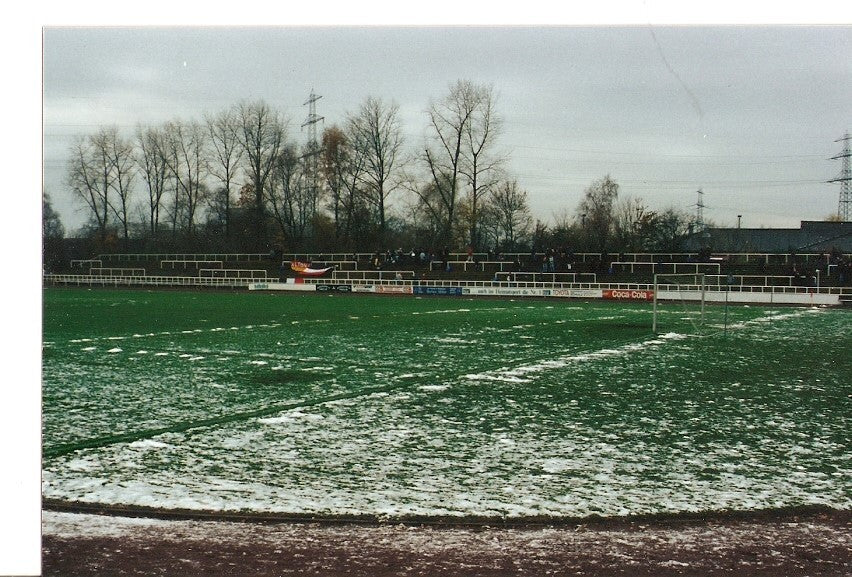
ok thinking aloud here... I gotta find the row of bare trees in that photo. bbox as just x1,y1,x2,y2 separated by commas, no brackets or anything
533,175,694,255
64,79,693,256
65,80,537,254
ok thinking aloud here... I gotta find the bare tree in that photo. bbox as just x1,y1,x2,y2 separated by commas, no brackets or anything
321,125,370,247
300,140,323,236
104,127,135,247
341,133,372,249
42,190,65,240
164,119,208,238
613,196,648,251
406,173,454,250
266,144,310,248
639,208,693,252
43,190,66,272
67,137,104,242
66,127,120,245
484,179,532,251
135,124,171,239
423,80,482,248
348,96,404,246
578,175,619,253
237,100,287,245
321,125,348,242
205,106,244,238
460,83,503,250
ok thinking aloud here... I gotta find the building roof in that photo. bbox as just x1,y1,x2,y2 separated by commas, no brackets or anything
685,221,852,253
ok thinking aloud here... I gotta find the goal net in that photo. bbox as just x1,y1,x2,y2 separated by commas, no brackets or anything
652,273,713,334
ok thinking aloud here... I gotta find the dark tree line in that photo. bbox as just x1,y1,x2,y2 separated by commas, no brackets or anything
59,81,695,258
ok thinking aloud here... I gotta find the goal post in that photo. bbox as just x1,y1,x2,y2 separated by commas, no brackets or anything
652,273,707,333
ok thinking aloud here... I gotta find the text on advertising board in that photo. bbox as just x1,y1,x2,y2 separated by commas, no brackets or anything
602,289,654,301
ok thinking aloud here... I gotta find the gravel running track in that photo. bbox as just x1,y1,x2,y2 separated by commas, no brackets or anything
42,506,851,576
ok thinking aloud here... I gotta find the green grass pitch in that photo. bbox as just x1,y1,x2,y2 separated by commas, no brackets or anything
42,288,851,520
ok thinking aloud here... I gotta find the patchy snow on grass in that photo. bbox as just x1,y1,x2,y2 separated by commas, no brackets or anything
43,294,851,522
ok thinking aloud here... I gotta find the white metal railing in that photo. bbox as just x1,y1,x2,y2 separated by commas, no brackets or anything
495,271,599,283
161,259,224,269
308,260,359,271
199,269,268,279
303,276,852,295
331,270,416,281
611,261,722,274
89,267,146,277
97,253,271,262
70,259,102,268
429,260,520,272
435,251,852,265
44,274,252,287
87,250,851,270
282,253,374,263
653,283,852,296
705,274,799,287
306,277,620,290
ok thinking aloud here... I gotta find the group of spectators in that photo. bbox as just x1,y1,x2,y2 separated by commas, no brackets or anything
300,245,852,286
373,249,435,270
789,248,852,287
826,248,852,286
368,246,701,275
369,246,583,274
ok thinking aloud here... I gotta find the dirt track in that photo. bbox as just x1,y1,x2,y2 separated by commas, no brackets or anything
42,507,851,576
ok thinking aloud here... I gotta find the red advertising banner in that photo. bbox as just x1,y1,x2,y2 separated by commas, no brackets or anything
602,289,654,301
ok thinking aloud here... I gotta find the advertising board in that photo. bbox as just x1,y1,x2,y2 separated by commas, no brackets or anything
315,284,353,293
462,287,547,297
413,286,464,296
548,288,604,299
248,282,315,292
375,285,413,295
602,289,654,301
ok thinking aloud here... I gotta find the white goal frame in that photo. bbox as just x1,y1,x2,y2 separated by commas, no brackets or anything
652,273,706,333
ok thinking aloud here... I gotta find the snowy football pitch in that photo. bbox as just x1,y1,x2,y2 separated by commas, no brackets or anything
42,288,850,520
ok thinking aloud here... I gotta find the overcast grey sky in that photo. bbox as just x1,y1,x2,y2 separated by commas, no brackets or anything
41,23,852,232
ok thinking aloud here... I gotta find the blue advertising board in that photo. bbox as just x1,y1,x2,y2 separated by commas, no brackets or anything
413,286,463,296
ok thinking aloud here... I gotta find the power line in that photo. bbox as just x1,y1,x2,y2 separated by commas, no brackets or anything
509,143,826,161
